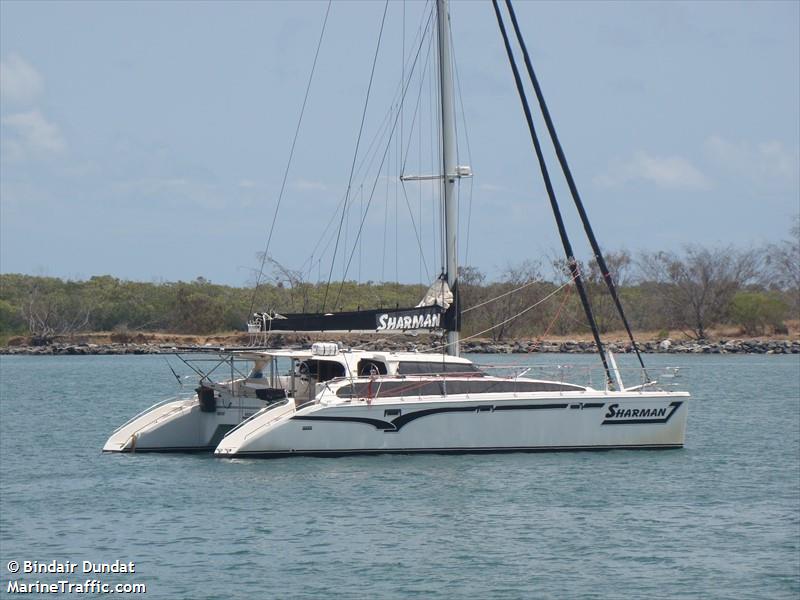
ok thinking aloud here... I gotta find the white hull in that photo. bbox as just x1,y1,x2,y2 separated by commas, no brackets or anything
103,394,267,453
215,391,689,458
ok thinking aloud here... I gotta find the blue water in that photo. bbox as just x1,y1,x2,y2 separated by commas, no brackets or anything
1,353,798,599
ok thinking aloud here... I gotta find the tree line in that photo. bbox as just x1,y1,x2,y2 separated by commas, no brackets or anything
1,231,797,344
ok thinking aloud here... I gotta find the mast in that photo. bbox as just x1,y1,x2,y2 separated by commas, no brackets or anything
437,0,460,356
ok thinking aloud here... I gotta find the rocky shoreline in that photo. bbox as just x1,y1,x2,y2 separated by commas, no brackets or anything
460,338,800,355
3,338,798,356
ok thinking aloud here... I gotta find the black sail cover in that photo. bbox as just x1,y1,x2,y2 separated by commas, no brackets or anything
250,304,455,334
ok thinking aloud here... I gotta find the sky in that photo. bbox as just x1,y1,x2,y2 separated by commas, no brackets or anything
1,0,798,287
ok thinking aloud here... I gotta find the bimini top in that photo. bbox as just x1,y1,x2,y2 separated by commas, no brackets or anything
233,344,472,364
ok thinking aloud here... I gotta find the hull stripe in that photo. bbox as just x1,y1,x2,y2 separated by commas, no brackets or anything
222,443,684,459
292,402,571,432
104,446,216,454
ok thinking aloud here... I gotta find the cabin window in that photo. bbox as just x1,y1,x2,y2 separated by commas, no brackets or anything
357,359,388,376
336,379,583,398
337,380,445,399
298,359,346,382
443,380,584,394
396,361,480,375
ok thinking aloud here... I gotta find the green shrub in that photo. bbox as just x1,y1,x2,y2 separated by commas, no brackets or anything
0,299,24,335
730,291,787,335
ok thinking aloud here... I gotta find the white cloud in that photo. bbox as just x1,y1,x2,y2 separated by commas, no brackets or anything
113,177,225,210
0,54,44,106
162,177,189,186
239,179,256,189
294,179,327,192
594,151,711,190
1,109,65,159
704,135,799,183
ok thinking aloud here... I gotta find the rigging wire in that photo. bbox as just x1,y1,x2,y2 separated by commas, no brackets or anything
461,277,544,313
451,31,474,269
383,276,577,354
298,88,402,282
297,109,394,285
310,0,433,298
394,14,439,285
298,96,405,283
397,20,437,283
492,0,613,386
430,63,438,278
382,126,389,281
397,0,405,290
401,0,406,170
322,0,390,312
297,66,408,286
359,184,363,281
444,10,466,333
248,0,332,318
400,24,435,173
503,0,649,378
428,25,445,276
300,2,431,298
399,182,431,281
536,280,573,341
418,77,425,285
330,9,436,308
436,49,446,277
395,102,399,290
336,137,396,293
352,2,432,186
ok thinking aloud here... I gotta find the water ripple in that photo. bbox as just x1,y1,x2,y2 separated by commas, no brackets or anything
1,353,798,599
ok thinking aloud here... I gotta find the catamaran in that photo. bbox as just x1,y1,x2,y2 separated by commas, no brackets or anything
105,0,689,457
213,344,687,458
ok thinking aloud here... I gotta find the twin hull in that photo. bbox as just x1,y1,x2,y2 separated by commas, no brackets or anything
215,392,689,457
102,395,265,453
